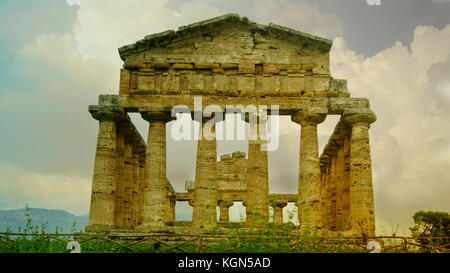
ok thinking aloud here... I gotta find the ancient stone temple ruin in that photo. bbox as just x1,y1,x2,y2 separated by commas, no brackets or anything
85,14,377,236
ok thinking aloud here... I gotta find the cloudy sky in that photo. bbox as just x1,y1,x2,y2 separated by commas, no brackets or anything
0,0,449,235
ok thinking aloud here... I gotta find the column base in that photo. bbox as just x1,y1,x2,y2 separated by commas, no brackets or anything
191,225,217,234
84,224,116,233
134,223,169,233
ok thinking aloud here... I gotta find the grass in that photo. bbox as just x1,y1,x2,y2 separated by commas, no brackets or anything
0,208,446,253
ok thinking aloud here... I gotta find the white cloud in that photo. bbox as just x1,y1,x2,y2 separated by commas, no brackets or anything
0,163,91,215
72,0,221,64
253,0,342,38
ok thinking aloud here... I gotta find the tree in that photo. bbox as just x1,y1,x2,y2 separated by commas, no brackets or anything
410,211,450,252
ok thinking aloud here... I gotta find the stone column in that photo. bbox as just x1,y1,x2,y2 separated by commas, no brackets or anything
114,127,125,228
218,201,233,224
320,157,331,230
122,142,133,229
335,142,345,230
137,154,145,226
86,107,124,232
135,109,174,232
167,196,176,224
342,134,352,230
243,113,269,228
330,155,338,231
291,109,327,230
130,150,139,227
343,109,376,236
192,117,219,230
272,202,287,225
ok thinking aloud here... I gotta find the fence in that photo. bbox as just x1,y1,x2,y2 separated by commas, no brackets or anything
0,231,448,253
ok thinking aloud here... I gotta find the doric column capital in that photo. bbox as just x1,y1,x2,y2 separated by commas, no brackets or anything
270,201,288,208
291,108,327,126
343,108,376,127
139,106,175,123
217,200,233,208
89,105,125,122
320,155,332,168
190,111,223,124
240,111,268,124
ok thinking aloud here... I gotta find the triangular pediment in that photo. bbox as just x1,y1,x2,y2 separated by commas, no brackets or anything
118,14,333,62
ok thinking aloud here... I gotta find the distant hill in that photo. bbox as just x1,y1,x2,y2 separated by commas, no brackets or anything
0,208,89,233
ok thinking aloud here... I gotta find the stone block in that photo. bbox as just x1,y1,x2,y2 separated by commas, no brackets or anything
227,75,239,96
151,62,170,69
287,64,303,73
238,64,255,74
119,69,131,94
220,154,232,161
263,64,280,74
154,74,163,92
195,63,220,69
301,63,318,70
330,78,348,93
221,63,238,70
173,63,193,69
263,75,280,96
203,74,214,95
232,151,246,158
188,73,204,94
254,75,265,96
287,74,305,95
313,75,330,92
161,74,180,94
238,75,255,96
137,73,155,91
123,62,145,69
213,74,229,94
130,72,138,90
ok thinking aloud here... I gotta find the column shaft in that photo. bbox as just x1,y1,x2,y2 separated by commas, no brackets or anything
272,203,287,225
299,124,322,229
130,153,140,227
136,110,172,232
344,110,376,236
246,121,269,227
192,121,218,229
86,110,124,232
121,142,133,229
349,124,376,236
218,201,233,224
292,111,326,231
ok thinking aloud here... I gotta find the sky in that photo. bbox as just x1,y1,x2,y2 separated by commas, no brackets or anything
0,0,449,235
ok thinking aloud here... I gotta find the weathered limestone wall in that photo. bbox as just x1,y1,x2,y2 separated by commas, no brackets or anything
118,14,348,98
87,14,377,235
181,151,296,225
217,152,247,191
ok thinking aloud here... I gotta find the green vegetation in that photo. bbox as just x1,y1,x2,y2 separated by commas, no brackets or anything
410,210,450,252
0,208,448,253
